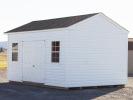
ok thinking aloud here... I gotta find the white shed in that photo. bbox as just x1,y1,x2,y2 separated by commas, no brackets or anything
6,13,128,88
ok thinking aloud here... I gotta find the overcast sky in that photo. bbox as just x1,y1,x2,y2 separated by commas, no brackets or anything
0,0,132,41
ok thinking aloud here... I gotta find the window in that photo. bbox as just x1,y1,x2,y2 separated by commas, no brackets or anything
12,43,18,61
129,42,133,50
51,41,60,63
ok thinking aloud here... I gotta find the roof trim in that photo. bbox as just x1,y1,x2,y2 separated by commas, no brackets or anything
98,12,129,33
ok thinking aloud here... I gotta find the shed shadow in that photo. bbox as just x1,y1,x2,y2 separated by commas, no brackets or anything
0,82,123,100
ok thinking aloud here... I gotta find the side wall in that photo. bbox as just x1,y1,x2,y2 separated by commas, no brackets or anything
65,14,128,87
8,28,69,87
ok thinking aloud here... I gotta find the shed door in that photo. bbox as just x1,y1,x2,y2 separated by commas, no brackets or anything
22,41,45,83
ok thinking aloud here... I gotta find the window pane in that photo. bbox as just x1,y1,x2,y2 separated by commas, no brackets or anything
56,46,60,51
12,43,18,51
52,52,59,58
52,57,59,62
12,52,18,61
52,42,56,46
55,53,59,57
12,43,18,48
51,41,60,63
52,47,56,51
56,41,60,46
12,43,18,61
55,58,59,62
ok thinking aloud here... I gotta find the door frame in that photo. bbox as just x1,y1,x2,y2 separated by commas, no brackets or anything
21,40,46,83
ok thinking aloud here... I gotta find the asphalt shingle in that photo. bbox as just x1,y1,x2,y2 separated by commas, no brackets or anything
5,13,98,33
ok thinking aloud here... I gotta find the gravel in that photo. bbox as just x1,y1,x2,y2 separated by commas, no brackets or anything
1,69,133,100
95,87,133,100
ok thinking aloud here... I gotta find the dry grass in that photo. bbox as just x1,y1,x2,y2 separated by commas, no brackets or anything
0,53,7,69
0,68,7,82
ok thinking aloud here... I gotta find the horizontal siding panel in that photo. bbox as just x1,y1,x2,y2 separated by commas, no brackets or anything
65,15,127,87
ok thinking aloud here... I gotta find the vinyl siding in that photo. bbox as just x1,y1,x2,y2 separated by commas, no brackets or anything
8,28,69,87
8,13,128,87
65,14,128,87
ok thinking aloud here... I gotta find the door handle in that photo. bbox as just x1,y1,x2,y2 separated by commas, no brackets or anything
32,65,35,67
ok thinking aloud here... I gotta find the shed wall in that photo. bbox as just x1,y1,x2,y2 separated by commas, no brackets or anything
8,28,69,87
8,14,128,87
65,14,128,87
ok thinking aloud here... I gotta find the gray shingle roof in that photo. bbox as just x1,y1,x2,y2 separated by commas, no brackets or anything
5,13,98,33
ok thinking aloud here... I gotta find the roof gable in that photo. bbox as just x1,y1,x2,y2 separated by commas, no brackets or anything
5,13,98,33
98,13,129,33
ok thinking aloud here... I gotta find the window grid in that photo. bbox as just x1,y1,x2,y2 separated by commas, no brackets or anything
51,41,60,63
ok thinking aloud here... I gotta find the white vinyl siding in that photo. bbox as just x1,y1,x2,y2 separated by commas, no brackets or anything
8,13,128,87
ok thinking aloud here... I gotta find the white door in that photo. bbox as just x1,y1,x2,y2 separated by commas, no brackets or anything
22,41,45,83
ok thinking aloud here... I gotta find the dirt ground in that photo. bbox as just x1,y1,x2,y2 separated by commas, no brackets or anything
0,68,7,83
0,69,133,100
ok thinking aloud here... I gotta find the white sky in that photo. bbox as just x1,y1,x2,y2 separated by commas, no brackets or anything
0,0,132,41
